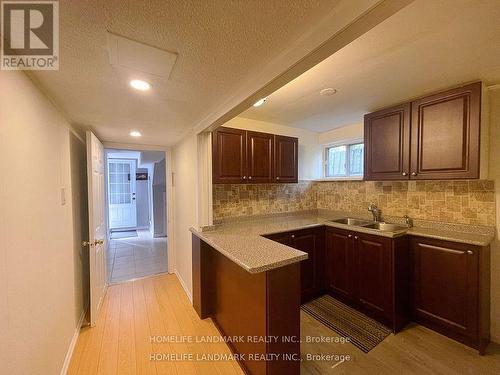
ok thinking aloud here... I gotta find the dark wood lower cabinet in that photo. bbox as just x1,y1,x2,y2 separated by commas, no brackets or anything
355,233,393,323
266,227,324,303
410,236,490,354
325,227,409,332
325,228,355,301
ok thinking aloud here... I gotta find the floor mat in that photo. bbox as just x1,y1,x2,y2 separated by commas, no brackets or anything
301,294,391,353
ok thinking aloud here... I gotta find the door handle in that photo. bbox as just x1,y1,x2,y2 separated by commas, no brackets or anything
94,239,104,245
82,241,94,247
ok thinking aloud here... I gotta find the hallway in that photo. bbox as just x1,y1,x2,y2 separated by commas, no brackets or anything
107,230,167,284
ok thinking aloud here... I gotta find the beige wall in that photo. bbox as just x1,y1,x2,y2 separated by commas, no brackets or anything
224,117,322,180
318,122,363,145
0,71,88,374
171,134,198,299
488,88,500,342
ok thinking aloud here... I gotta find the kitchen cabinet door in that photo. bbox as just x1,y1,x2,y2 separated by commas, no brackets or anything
264,232,292,246
291,228,324,303
325,228,355,301
274,135,298,183
364,103,411,180
247,131,273,183
355,233,393,322
410,82,481,179
410,236,479,343
212,127,247,184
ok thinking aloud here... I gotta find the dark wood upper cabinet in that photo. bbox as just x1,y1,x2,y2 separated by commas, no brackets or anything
409,236,490,354
410,82,481,179
274,135,298,183
212,127,247,184
212,127,298,184
246,131,273,183
364,103,411,180
364,82,482,181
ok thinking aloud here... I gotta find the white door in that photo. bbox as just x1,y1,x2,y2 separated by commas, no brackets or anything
108,159,137,229
86,131,107,327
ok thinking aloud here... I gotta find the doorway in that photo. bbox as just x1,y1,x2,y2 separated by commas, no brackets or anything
105,149,168,284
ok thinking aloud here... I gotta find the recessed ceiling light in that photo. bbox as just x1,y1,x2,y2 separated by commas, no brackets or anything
130,79,151,91
130,131,142,137
320,88,337,96
253,97,267,107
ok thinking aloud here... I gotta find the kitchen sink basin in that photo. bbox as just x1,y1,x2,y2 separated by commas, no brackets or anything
363,222,408,232
330,218,373,226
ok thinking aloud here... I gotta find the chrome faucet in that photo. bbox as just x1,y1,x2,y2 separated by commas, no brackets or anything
368,203,381,222
403,215,413,228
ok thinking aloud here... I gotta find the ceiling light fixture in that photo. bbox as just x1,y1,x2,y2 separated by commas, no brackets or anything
130,131,142,137
130,79,151,91
253,97,267,107
320,88,337,96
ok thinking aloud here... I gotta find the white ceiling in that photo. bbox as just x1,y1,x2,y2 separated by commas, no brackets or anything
241,0,500,133
30,0,345,146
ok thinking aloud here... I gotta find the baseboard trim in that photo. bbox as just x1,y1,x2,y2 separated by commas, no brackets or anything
60,308,86,375
175,269,192,302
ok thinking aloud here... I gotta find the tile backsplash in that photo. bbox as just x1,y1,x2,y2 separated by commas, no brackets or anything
213,180,496,226
213,182,316,221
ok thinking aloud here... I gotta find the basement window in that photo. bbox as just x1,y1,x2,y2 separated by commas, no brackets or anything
324,142,364,178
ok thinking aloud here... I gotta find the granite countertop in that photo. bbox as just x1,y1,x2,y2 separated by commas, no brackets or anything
190,210,495,274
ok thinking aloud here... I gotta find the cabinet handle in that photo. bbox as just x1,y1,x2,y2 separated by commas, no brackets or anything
291,235,295,239
248,176,252,180
402,172,407,176
276,176,280,180
354,236,358,240
411,172,417,176
467,250,473,255
348,234,352,238
242,176,246,180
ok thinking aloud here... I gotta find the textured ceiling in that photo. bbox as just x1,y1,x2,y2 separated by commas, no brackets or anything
241,0,500,132
30,0,344,146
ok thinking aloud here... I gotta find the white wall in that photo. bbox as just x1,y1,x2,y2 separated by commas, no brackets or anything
171,134,198,299
0,71,88,374
224,117,322,180
488,87,500,342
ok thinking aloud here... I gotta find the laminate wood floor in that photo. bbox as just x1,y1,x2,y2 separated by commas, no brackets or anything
68,274,500,374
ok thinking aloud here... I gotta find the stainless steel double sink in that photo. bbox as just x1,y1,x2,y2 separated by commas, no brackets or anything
329,217,408,233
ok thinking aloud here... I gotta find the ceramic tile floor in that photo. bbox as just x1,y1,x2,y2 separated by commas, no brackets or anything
107,229,167,284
